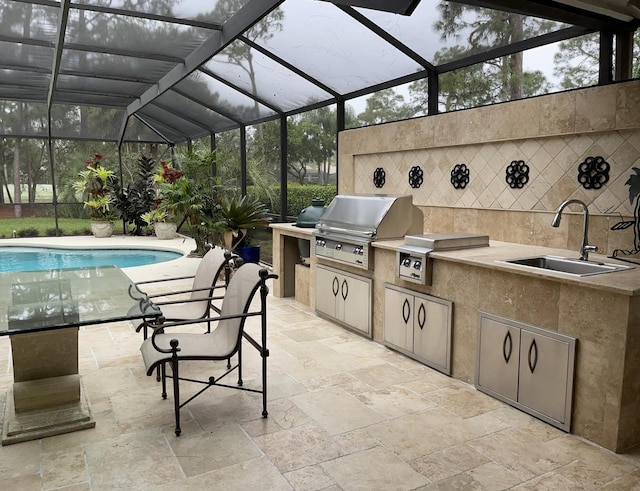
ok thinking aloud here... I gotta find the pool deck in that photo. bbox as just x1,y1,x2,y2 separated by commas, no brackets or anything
0,234,201,283
1,234,640,488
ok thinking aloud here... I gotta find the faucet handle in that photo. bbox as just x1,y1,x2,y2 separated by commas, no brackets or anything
580,244,598,261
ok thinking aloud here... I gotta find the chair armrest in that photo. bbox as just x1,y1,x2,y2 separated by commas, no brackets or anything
135,275,196,287
147,283,226,300
152,309,261,333
154,291,226,307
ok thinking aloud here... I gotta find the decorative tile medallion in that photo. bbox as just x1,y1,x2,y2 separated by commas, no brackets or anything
408,165,424,189
505,160,529,189
578,156,610,190
450,163,470,189
373,167,386,188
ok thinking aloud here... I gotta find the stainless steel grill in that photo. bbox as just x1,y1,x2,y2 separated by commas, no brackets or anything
314,195,423,269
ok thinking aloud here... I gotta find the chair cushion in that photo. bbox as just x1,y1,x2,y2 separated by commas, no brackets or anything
140,319,240,374
160,301,209,321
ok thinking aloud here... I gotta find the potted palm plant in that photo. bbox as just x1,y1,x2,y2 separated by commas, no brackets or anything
73,154,117,237
215,195,271,263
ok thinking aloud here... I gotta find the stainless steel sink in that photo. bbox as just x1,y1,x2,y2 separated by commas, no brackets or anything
500,255,634,276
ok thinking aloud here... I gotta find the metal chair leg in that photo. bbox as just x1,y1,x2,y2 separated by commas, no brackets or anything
172,357,181,437
161,363,167,399
237,344,243,387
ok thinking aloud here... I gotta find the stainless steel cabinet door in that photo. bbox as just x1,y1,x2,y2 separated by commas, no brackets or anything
413,296,451,373
518,329,572,424
341,275,371,335
316,265,338,319
383,287,414,351
477,316,520,402
316,265,371,336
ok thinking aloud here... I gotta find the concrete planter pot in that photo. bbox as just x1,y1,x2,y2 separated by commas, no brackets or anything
91,221,114,238
154,222,177,240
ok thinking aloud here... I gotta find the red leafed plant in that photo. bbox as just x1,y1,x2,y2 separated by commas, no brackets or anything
158,161,184,184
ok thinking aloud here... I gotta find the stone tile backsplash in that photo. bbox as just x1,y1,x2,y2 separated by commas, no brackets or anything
340,80,640,256
353,131,638,217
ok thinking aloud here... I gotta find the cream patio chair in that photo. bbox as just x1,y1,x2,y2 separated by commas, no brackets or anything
140,263,277,436
134,246,234,339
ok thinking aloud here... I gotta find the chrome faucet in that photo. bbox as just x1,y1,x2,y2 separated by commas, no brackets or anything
551,199,598,261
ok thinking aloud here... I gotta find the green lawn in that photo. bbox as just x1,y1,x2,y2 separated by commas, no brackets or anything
0,217,126,238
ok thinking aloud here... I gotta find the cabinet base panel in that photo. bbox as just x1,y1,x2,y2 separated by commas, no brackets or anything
383,342,451,376
315,311,372,339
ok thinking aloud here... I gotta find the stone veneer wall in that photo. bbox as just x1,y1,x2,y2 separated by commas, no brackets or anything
338,80,640,256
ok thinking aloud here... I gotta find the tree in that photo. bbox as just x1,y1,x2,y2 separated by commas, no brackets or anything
306,106,339,185
211,0,284,120
357,89,416,126
408,2,554,112
554,32,640,89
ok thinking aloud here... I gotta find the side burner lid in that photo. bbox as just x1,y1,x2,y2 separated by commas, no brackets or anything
404,233,489,250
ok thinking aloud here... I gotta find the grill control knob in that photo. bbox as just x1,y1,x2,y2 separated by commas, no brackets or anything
402,258,411,267
413,260,422,270
335,243,342,250
353,246,363,255
316,239,326,247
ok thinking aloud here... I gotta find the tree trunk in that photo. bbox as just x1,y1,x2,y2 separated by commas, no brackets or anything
13,137,22,218
508,13,524,100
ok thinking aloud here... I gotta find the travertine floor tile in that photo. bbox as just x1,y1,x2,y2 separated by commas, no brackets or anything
350,362,418,388
0,473,42,491
41,447,88,489
368,408,508,460
289,386,386,435
410,444,492,484
426,383,505,418
284,464,337,490
468,427,576,480
253,423,347,473
0,436,41,480
168,424,262,477
84,429,184,490
321,446,429,490
354,384,435,418
156,456,292,490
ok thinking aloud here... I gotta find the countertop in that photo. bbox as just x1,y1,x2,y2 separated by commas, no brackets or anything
270,224,640,296
373,239,640,297
270,223,315,238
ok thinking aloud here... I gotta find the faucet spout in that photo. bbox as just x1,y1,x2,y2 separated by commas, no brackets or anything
551,199,597,261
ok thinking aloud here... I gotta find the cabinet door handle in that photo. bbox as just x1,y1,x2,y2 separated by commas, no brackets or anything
502,331,513,364
341,279,348,301
417,302,426,330
528,339,538,373
402,298,411,324
332,276,339,297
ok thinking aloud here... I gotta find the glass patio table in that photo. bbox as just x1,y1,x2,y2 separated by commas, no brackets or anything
0,265,161,445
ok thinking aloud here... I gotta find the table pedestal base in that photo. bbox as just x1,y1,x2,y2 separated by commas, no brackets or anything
2,376,95,445
2,328,95,445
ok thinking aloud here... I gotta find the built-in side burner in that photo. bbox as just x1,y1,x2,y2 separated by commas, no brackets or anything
397,233,490,284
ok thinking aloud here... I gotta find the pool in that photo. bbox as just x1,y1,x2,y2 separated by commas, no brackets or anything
0,246,183,273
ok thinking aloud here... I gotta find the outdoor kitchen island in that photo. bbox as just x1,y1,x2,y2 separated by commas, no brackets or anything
371,239,640,454
271,229,640,453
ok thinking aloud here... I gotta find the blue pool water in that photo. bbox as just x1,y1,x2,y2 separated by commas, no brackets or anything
0,247,183,273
